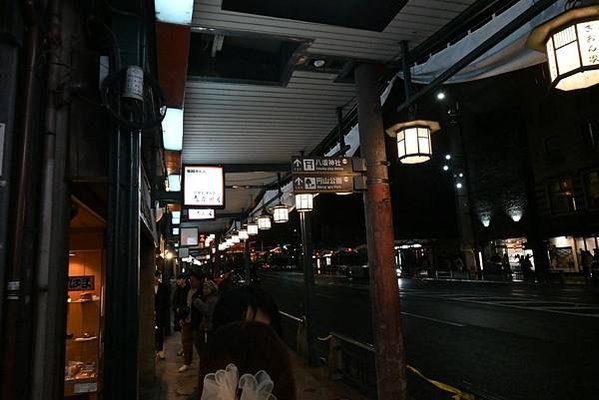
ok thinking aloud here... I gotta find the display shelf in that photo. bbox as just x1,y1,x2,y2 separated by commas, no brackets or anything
68,298,100,303
68,336,98,342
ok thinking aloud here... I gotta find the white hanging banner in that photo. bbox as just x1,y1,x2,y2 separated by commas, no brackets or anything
406,0,568,84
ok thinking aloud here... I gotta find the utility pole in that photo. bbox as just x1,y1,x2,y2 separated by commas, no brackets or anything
355,63,407,399
299,210,319,366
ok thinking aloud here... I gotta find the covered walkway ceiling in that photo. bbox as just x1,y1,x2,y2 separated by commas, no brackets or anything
165,0,491,234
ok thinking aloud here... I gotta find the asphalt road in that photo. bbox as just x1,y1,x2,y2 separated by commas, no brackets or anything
259,272,599,400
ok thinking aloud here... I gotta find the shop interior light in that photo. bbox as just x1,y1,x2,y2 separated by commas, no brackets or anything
166,174,181,192
172,227,180,235
171,211,181,225
507,207,524,222
247,222,259,236
239,228,249,240
162,108,184,151
257,213,272,230
527,1,599,91
155,0,194,25
386,120,440,164
480,214,491,228
273,204,289,223
295,193,314,212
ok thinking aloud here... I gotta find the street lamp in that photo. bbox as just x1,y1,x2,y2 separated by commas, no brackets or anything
257,213,272,230
247,221,259,236
386,120,441,164
295,193,313,212
273,204,289,223
239,228,249,240
527,1,599,91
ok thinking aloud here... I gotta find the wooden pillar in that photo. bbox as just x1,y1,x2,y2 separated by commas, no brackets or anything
355,64,407,399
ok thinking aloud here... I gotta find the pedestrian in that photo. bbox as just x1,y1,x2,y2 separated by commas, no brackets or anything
454,256,464,272
173,273,190,356
179,270,205,373
199,322,296,400
193,280,219,361
154,270,169,360
523,255,534,283
502,252,512,281
218,270,234,295
581,250,592,282
212,285,283,337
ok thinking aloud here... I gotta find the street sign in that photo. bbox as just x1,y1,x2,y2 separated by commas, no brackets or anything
293,175,356,194
291,156,367,194
292,156,367,174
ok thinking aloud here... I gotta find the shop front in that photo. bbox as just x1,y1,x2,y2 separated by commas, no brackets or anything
482,237,534,281
65,199,106,399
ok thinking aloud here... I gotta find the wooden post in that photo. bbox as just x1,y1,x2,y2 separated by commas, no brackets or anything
355,63,407,399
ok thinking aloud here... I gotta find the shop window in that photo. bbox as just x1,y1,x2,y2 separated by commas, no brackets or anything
586,171,599,209
548,178,577,214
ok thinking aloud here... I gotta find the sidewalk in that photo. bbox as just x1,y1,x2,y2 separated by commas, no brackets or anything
141,332,370,399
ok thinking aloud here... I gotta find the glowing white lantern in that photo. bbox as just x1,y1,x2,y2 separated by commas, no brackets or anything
528,3,599,91
273,205,289,223
231,234,240,244
386,120,440,164
238,228,249,240
295,193,313,212
247,222,259,236
257,214,272,230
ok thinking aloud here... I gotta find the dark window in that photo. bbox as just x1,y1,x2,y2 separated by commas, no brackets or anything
544,136,564,158
586,171,599,209
581,120,599,148
548,178,577,214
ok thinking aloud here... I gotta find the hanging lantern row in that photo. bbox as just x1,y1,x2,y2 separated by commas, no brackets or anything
273,204,289,223
295,193,313,212
527,1,599,91
257,213,272,230
247,222,259,236
386,120,440,165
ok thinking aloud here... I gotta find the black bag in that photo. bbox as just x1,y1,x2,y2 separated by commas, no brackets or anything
176,305,190,320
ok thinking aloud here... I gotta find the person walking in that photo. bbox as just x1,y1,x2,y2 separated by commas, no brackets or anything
172,273,190,356
179,270,204,373
154,270,169,360
193,280,219,361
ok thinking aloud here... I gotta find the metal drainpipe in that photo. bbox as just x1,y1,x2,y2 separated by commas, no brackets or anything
1,1,40,398
31,0,71,397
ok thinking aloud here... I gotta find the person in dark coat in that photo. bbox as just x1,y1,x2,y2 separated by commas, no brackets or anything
173,274,190,331
154,270,170,359
172,273,190,356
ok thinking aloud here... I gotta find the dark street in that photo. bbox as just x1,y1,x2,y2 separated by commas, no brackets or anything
261,272,599,400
